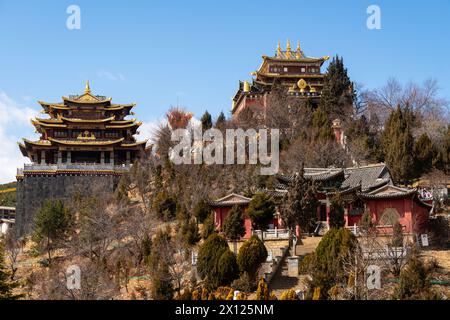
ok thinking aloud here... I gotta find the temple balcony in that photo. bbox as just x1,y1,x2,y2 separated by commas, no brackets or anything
17,163,132,175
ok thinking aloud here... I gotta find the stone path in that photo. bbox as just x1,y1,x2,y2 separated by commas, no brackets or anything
270,236,322,296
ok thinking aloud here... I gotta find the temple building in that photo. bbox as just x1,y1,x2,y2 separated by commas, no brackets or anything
18,81,146,168
15,83,147,235
232,40,329,118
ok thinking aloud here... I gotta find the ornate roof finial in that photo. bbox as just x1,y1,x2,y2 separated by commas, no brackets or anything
276,41,281,57
286,39,291,52
84,80,91,94
296,41,302,58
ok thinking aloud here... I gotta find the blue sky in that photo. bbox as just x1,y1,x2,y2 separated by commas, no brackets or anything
0,0,450,182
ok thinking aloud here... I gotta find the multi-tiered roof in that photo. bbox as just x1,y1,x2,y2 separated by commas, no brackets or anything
18,82,146,169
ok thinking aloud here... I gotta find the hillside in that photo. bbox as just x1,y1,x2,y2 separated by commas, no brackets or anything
0,181,17,207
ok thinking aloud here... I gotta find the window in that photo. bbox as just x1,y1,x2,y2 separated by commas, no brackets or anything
301,67,306,73
54,131,67,138
283,67,288,72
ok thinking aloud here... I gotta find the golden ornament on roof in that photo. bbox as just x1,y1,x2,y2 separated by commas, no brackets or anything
243,81,250,93
276,41,282,57
297,79,307,89
84,80,91,94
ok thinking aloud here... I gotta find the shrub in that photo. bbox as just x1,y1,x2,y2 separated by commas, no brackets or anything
231,272,252,293
394,255,438,300
255,278,269,300
309,228,357,299
197,234,238,289
237,236,268,282
247,193,276,231
280,289,298,300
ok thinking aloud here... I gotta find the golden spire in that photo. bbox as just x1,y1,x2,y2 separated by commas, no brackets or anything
296,41,302,59
286,39,291,52
84,80,91,94
276,41,281,57
243,81,250,92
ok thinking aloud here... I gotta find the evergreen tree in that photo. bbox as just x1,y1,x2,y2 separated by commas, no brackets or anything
201,110,213,130
33,200,73,262
193,199,211,224
413,133,434,177
381,105,416,184
311,107,334,142
237,236,268,282
0,243,21,300
328,196,345,229
197,234,238,289
216,111,226,128
223,205,246,241
201,214,216,239
320,55,355,120
309,228,357,299
281,166,318,234
247,193,276,231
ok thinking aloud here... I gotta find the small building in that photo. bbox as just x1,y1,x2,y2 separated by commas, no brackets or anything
274,163,432,235
357,185,432,234
210,193,280,239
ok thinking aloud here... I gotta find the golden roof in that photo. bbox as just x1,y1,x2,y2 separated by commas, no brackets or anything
32,119,67,128
23,139,52,146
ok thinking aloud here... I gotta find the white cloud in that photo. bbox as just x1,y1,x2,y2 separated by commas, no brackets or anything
96,70,125,81
0,92,38,183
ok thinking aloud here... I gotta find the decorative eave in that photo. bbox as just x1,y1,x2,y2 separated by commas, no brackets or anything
32,119,67,128
121,140,148,148
48,137,125,146
106,122,141,129
256,72,325,79
209,193,252,207
106,103,136,110
61,116,115,123
38,101,71,110
22,139,52,147
357,185,417,200
262,54,329,65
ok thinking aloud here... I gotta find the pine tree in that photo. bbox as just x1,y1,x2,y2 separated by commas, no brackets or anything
328,196,345,229
0,243,21,300
320,55,355,120
216,111,226,128
247,193,276,231
33,200,73,262
281,165,319,234
223,205,246,241
311,107,334,142
193,199,211,224
381,105,416,184
201,110,213,130
413,133,434,177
